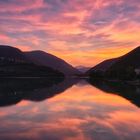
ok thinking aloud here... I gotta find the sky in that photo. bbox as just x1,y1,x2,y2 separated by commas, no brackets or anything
0,0,139,67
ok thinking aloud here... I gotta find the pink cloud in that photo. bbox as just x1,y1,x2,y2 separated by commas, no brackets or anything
0,0,139,66
0,34,10,42
0,0,45,12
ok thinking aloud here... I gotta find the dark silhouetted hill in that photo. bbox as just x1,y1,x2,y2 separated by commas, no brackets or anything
0,45,28,64
86,58,119,74
108,46,140,71
88,46,140,80
0,45,64,77
25,50,80,76
106,46,140,79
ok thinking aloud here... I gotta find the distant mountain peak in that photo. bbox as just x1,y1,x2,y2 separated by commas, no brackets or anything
76,66,91,73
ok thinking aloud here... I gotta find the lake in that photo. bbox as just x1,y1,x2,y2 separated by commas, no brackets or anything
0,78,140,140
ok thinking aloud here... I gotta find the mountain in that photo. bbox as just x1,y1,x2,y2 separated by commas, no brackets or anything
108,46,140,70
106,46,140,79
0,45,64,77
25,50,80,76
88,46,140,80
86,58,119,74
76,66,91,73
0,45,28,64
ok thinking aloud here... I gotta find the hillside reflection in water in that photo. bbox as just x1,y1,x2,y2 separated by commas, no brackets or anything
0,78,140,140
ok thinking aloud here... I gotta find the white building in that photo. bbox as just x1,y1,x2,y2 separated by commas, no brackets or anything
135,68,140,75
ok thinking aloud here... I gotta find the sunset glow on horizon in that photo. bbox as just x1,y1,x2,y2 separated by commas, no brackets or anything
0,0,139,66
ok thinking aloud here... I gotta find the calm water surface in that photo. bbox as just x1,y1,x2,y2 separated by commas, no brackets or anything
0,78,140,140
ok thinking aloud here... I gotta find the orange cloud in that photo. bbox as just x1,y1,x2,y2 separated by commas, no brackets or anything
49,46,136,67
0,0,139,66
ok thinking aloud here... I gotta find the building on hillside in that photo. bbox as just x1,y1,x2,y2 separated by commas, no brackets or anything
135,68,140,75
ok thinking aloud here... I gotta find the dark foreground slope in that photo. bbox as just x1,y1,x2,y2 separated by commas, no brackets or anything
88,46,140,80
0,45,28,63
106,46,140,79
0,45,64,77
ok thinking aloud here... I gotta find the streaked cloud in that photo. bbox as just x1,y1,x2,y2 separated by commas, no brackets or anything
0,0,139,66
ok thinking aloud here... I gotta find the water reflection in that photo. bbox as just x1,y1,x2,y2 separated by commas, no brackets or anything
0,78,78,107
88,79,140,108
0,78,140,140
